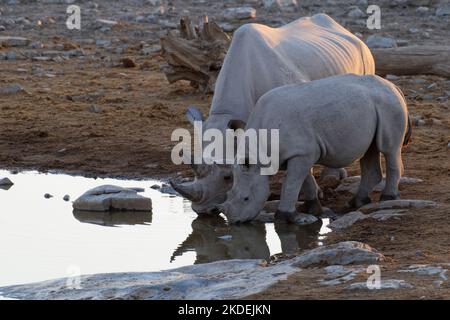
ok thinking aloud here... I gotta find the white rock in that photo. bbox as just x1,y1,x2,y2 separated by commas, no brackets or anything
223,7,257,20
436,4,450,16
347,279,413,290
359,199,438,214
73,185,152,212
398,265,448,280
320,265,365,286
0,259,298,300
263,0,298,12
293,241,385,268
365,35,397,49
328,211,368,230
335,176,423,195
0,36,30,47
348,7,365,18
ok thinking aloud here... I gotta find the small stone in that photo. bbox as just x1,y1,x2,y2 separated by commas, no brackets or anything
0,36,30,47
223,7,257,20
292,213,318,225
63,195,70,202
436,5,450,17
218,235,232,241
120,57,136,68
416,6,429,15
0,84,24,95
365,35,397,49
422,93,434,101
88,105,102,113
0,26,6,32
447,142,450,148
0,177,14,186
44,193,53,199
386,74,399,80
347,7,365,18
150,184,161,190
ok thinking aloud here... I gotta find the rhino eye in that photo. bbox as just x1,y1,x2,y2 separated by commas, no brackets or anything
244,197,249,201
224,175,232,181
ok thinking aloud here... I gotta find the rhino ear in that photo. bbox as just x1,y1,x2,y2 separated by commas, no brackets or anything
186,106,204,125
228,119,246,130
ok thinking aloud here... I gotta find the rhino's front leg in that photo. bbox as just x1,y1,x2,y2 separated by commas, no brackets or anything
275,156,314,223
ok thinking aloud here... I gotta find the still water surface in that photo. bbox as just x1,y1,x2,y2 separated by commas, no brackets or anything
0,170,330,287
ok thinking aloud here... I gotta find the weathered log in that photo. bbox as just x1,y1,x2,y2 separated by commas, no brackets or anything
372,46,450,78
160,16,231,92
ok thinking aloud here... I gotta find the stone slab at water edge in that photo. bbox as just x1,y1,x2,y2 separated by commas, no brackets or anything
73,185,152,212
0,241,384,300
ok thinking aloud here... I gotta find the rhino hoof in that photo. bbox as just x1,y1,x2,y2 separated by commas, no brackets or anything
299,199,323,216
347,196,371,209
275,210,298,223
380,193,400,202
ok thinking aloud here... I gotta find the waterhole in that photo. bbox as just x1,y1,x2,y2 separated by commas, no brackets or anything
0,170,331,287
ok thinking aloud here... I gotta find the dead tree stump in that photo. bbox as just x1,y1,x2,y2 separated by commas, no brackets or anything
160,16,231,93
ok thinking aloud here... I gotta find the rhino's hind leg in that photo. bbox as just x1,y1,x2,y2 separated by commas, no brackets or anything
299,173,323,216
380,149,403,201
348,141,383,209
275,157,315,223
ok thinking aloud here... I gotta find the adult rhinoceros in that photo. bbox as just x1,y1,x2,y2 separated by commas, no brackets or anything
171,13,375,215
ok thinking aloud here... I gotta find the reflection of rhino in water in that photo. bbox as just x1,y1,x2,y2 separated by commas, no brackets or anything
171,216,323,264
73,210,152,227
274,220,323,255
171,216,270,264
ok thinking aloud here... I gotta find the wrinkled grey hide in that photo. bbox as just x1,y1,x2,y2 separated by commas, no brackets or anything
171,13,375,215
219,74,410,223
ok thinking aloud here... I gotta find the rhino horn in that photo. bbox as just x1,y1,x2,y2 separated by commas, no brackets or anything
170,179,202,202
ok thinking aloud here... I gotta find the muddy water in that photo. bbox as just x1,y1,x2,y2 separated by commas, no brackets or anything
0,170,330,287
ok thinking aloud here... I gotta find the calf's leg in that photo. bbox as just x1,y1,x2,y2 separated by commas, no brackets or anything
299,171,323,215
275,156,314,222
349,141,383,208
380,149,403,201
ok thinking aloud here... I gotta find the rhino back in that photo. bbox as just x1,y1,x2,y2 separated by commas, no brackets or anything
210,14,375,122
247,74,406,167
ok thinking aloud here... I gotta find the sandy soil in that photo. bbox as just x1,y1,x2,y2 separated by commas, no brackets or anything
1,0,449,299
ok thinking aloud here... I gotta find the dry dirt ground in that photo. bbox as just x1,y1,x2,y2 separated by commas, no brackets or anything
0,0,449,299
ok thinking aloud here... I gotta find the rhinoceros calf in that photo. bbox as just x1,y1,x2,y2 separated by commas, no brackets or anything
218,74,412,223
171,13,375,215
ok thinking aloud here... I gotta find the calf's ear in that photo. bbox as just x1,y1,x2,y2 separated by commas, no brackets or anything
186,106,204,125
228,119,246,130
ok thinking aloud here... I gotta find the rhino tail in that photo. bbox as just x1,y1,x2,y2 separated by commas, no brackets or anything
403,114,412,146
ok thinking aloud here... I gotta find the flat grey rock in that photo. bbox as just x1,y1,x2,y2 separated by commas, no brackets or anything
359,199,438,214
335,176,423,194
328,211,367,230
347,279,413,290
365,35,397,49
0,259,297,300
73,185,152,212
0,241,384,300
293,241,385,268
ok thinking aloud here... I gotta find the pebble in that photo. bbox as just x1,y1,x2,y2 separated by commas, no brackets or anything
63,195,70,202
88,105,102,113
44,193,53,199
0,36,30,47
347,7,365,19
0,84,24,95
223,7,257,20
365,35,397,49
